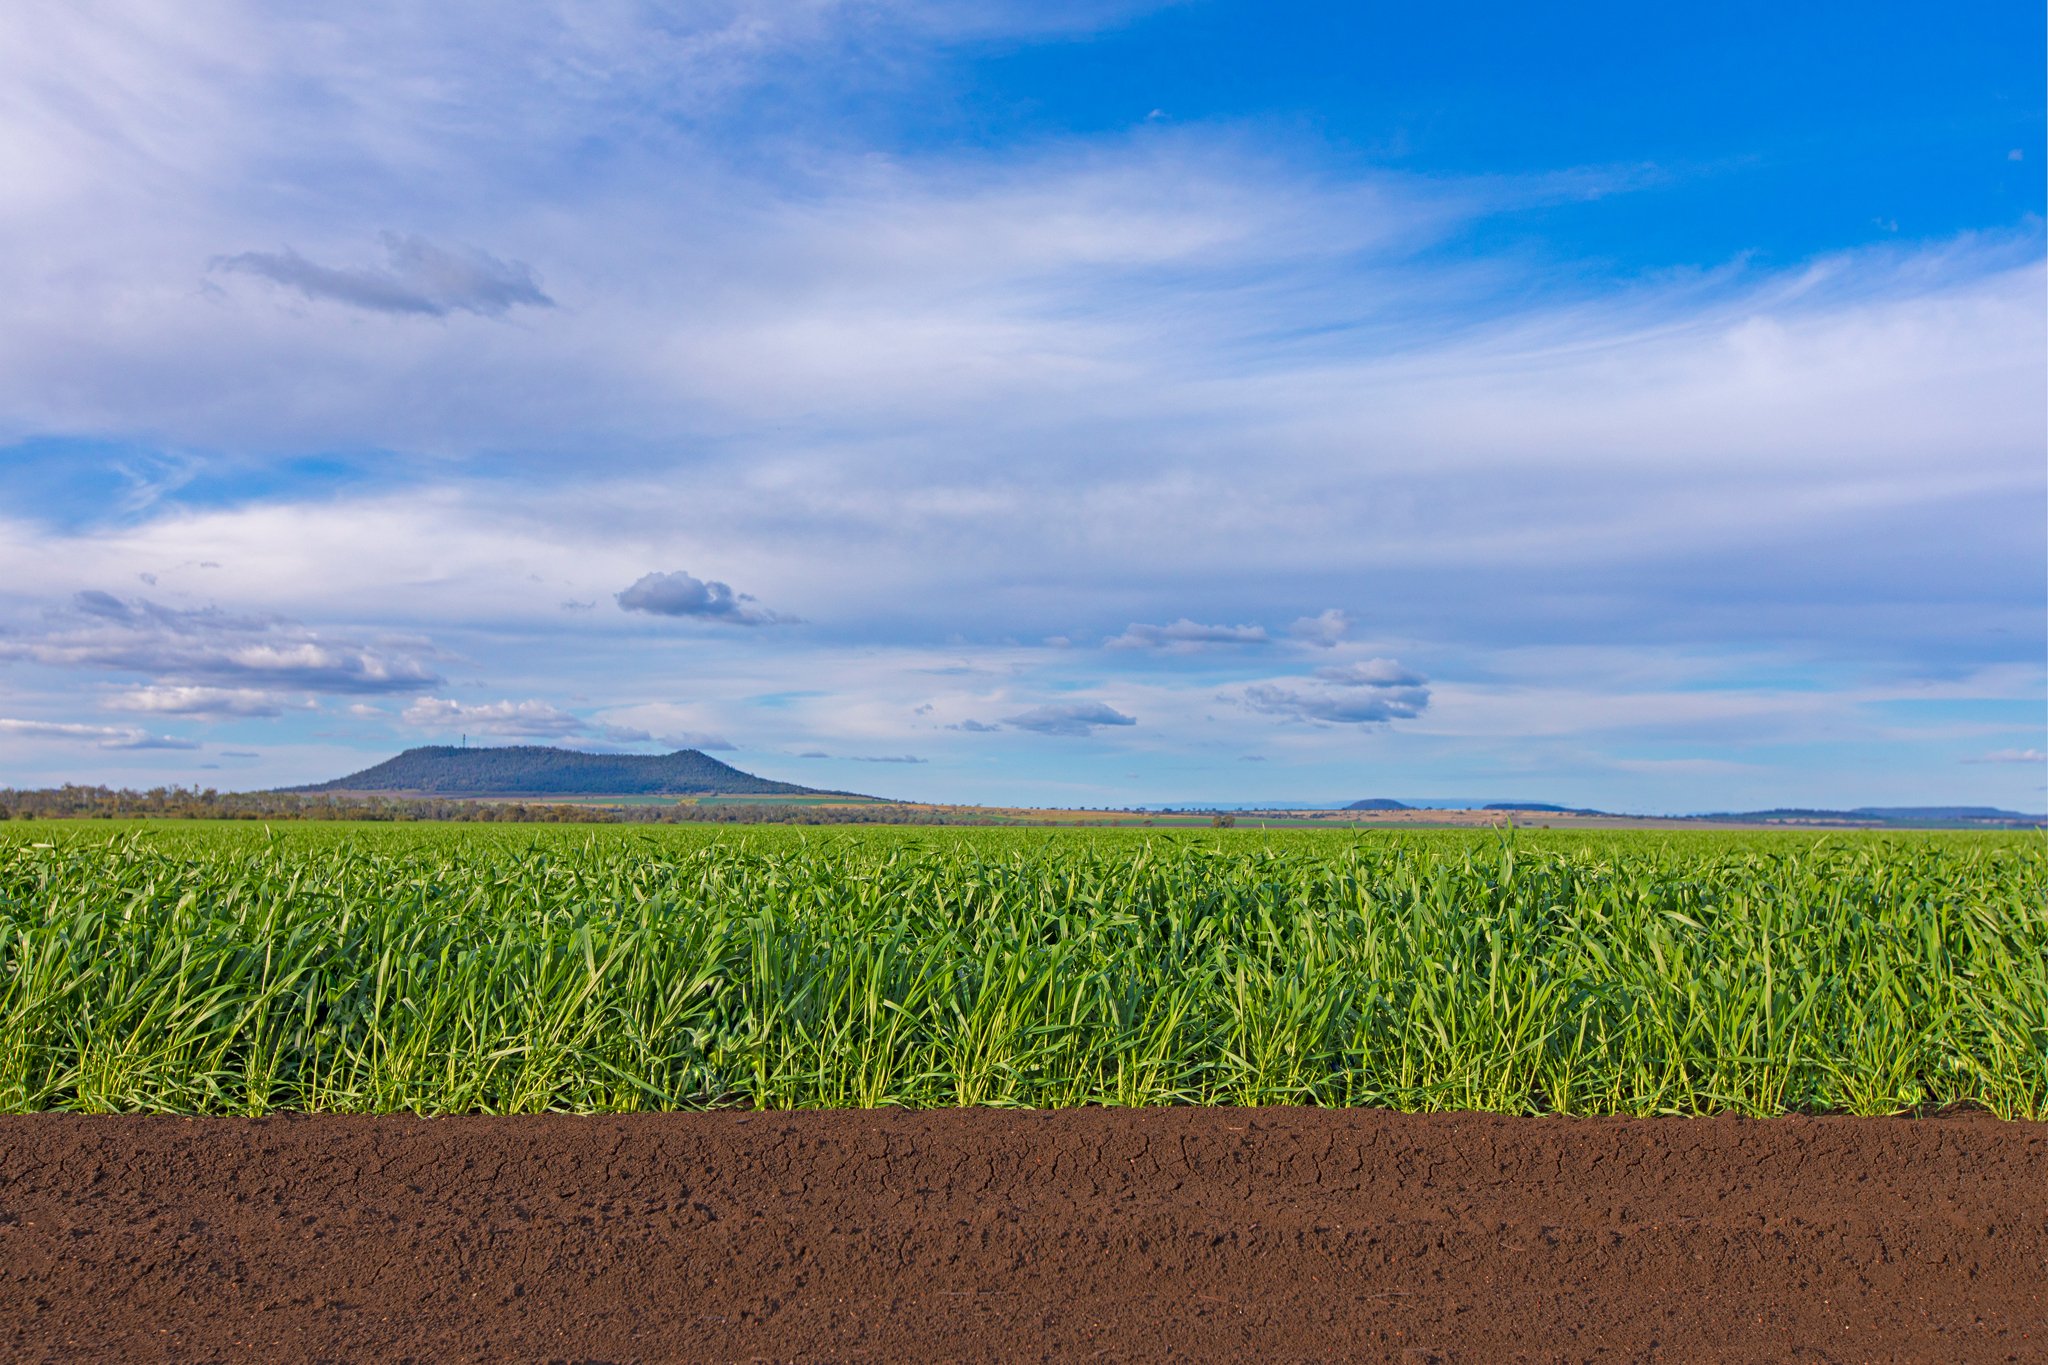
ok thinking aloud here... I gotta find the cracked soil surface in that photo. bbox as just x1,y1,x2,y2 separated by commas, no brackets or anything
2,1108,2043,1361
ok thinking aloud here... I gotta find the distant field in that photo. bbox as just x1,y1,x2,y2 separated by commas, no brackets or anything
497,793,685,807
941,808,1681,829
2,822,2041,1117
684,793,886,807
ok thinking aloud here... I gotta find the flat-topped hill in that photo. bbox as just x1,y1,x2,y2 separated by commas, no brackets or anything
286,745,836,797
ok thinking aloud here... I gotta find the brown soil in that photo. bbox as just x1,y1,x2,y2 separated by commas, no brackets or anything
2,1109,2042,1362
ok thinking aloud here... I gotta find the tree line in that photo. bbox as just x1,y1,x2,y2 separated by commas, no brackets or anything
0,785,1008,825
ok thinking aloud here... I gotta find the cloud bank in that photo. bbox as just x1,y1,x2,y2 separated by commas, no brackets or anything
2,592,441,696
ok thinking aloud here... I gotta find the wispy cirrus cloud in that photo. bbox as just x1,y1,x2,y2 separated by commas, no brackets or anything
1106,618,1268,650
0,717,198,750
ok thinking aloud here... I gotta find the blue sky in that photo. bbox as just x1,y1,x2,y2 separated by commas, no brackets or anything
0,0,2041,812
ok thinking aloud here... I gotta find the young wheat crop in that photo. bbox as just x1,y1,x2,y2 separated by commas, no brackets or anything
2,823,2041,1117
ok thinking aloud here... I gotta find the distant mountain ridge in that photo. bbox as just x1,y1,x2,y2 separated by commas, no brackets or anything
287,745,839,797
1338,797,2043,828
1704,805,2044,828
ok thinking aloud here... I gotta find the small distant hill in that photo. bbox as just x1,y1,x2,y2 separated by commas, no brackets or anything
1344,799,1412,811
1480,802,1595,814
287,745,840,798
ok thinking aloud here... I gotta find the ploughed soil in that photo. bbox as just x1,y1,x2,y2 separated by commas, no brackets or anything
2,1110,2042,1362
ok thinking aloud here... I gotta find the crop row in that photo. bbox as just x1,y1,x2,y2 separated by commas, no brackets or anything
2,824,2042,1116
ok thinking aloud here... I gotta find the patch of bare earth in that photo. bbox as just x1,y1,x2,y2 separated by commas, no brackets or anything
2,1109,2042,1361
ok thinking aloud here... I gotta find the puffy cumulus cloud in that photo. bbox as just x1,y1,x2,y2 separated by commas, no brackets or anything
5,591,441,695
400,696,658,745
1106,619,1268,650
615,570,796,626
1288,609,1354,648
0,717,198,750
213,233,553,318
1002,700,1137,736
104,684,288,718
948,718,1002,732
1241,657,1430,726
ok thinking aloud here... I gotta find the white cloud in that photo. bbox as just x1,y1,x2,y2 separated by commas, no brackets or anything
615,570,795,626
104,684,288,718
1240,657,1431,726
402,697,593,738
1106,619,1268,650
806,752,928,763
1003,700,1137,736
1313,659,1425,687
215,233,552,317
0,717,198,750
5,593,441,695
397,696,741,751
399,697,669,747
1288,609,1353,648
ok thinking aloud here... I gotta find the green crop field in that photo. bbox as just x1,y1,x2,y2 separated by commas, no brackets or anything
1,822,2042,1117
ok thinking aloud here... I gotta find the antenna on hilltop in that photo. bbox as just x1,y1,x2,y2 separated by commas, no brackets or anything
462,733,467,749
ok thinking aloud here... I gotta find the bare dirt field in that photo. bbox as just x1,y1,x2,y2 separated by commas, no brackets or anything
3,1109,2042,1362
